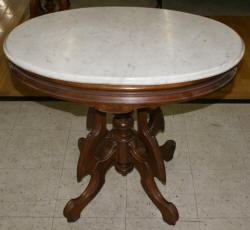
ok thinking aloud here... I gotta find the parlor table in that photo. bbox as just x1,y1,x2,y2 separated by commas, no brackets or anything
3,7,244,225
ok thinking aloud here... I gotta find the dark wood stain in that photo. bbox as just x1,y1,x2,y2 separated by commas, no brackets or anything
9,63,237,113
63,107,179,225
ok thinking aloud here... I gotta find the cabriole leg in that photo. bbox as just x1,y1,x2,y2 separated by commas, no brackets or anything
63,153,115,222
129,139,179,225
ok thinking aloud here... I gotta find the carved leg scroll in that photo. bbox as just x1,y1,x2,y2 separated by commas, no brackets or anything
137,109,166,183
77,108,107,182
161,140,176,162
148,107,165,135
64,107,179,225
139,108,176,164
64,108,117,222
129,140,179,225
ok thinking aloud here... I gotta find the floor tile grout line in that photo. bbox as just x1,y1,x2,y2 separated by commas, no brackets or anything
235,110,250,155
0,216,54,219
183,113,200,220
233,106,245,133
53,128,72,200
2,215,250,220
187,150,199,220
3,101,24,153
11,101,24,130
242,131,250,156
51,127,71,229
232,108,250,154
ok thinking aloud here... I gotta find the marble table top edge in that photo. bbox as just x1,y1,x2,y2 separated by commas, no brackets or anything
3,7,245,86
4,42,244,86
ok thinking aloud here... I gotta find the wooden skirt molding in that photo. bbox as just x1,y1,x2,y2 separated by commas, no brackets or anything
1,97,250,103
9,62,237,113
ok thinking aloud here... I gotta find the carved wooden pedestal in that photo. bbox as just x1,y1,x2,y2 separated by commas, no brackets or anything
63,107,179,225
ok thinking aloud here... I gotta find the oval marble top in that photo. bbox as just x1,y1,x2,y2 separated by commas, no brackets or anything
4,7,244,85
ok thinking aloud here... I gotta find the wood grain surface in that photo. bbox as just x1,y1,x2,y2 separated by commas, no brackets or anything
9,62,237,113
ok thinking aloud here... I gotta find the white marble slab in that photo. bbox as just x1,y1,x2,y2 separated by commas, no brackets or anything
3,7,245,85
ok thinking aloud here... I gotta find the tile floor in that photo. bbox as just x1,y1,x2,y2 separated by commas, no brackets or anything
0,101,250,230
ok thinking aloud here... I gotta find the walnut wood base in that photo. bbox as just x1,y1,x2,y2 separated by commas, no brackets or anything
63,107,179,225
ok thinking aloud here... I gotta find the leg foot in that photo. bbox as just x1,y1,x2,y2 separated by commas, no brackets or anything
64,154,114,222
148,107,165,136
